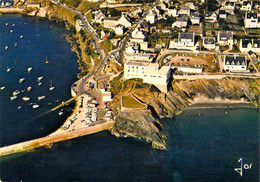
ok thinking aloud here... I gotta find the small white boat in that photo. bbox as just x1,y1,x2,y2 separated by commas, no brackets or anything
59,109,64,115
32,104,39,109
10,30,13,33
49,80,54,91
10,95,17,101
5,23,8,26
13,90,20,95
38,82,42,86
27,86,32,92
22,97,30,101
5,46,8,50
0,86,5,90
18,106,22,109
20,35,23,39
37,76,43,81
12,24,15,27
19,78,25,83
21,90,26,93
28,67,32,73
38,96,45,101
7,67,11,72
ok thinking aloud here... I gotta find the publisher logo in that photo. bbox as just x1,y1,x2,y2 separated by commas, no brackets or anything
234,158,253,176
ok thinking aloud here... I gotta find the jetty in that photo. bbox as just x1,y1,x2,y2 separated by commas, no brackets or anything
0,120,114,157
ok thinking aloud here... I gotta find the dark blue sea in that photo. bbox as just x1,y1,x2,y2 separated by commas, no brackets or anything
0,15,259,182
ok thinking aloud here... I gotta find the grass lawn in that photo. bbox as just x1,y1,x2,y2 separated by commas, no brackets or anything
122,95,146,108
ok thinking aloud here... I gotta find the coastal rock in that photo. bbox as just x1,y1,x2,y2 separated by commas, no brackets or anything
109,77,260,149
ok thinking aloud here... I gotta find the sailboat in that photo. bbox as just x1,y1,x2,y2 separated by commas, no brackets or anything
49,80,54,91
6,67,11,72
45,57,49,64
28,67,32,73
38,96,46,101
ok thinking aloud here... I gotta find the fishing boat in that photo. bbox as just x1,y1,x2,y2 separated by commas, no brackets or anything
19,78,25,83
10,95,17,101
13,90,20,96
13,42,18,48
38,96,46,101
28,67,32,73
6,67,11,72
59,109,64,116
20,35,23,39
18,106,22,110
22,97,30,101
27,86,32,92
45,57,49,64
0,86,5,90
32,104,39,109
55,100,59,103
48,103,52,105
37,76,43,81
5,46,8,50
49,80,54,91
38,82,42,86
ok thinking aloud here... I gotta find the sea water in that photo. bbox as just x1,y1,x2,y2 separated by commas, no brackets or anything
0,15,259,182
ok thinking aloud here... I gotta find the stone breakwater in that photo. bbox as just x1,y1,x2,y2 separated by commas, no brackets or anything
0,121,115,157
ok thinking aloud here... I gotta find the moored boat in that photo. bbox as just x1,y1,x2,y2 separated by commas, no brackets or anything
32,104,39,109
22,97,30,101
49,80,54,91
10,95,17,101
20,35,23,39
37,76,43,81
5,46,8,50
38,82,42,86
59,109,64,115
19,78,25,83
18,106,22,109
1,86,5,90
38,96,46,101
45,57,49,64
13,90,20,96
27,86,32,92
28,67,32,73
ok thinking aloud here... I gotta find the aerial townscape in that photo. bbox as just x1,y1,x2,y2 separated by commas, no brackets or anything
0,0,259,156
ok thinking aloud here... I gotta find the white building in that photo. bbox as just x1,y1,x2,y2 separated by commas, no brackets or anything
179,7,190,16
190,13,200,25
240,39,260,53
244,12,260,28
167,6,178,17
100,89,113,102
124,62,148,80
217,32,233,46
223,1,236,11
169,32,195,50
93,10,106,23
172,18,188,28
103,12,131,29
218,9,227,19
75,19,84,32
115,24,124,35
204,11,217,23
146,12,156,24
143,64,171,86
241,1,252,11
131,28,146,40
223,55,247,72
171,65,203,74
118,12,132,28
203,37,216,49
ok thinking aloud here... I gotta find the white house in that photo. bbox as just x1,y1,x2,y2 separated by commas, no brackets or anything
115,24,124,35
107,0,116,3
190,13,200,25
240,39,260,53
131,28,146,40
223,55,247,72
172,18,188,28
168,6,178,17
75,19,84,32
179,6,190,16
244,12,260,28
100,89,113,102
218,9,227,19
223,1,236,11
118,12,132,28
217,32,233,46
146,11,156,24
204,11,217,23
169,32,195,50
241,1,252,11
203,37,216,49
93,10,106,23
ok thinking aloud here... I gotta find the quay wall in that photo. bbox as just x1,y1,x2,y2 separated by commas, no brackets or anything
0,8,23,13
0,121,115,157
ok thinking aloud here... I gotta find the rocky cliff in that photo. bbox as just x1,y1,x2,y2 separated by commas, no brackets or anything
109,77,260,149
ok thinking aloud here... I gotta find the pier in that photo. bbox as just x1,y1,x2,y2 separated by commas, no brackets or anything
0,120,114,157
